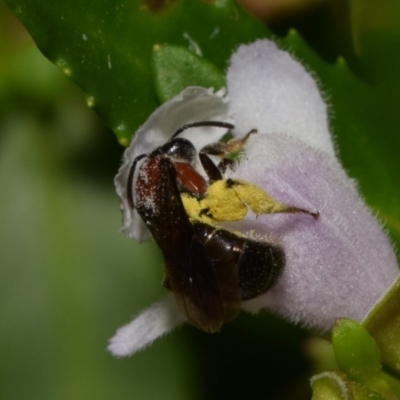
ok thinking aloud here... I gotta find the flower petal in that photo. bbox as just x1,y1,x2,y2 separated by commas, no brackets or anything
227,40,335,156
230,133,398,330
108,293,185,357
115,87,231,241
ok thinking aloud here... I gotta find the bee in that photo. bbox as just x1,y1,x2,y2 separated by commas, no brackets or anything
126,122,318,332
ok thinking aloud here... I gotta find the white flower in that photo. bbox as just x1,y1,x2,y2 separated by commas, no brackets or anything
109,40,398,357
114,86,232,242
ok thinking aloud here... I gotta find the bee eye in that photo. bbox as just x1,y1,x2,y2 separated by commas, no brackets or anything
167,138,196,162
155,138,196,164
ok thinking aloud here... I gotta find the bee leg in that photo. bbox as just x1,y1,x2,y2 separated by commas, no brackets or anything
199,129,258,182
217,158,236,174
226,179,320,220
201,128,257,158
199,152,224,182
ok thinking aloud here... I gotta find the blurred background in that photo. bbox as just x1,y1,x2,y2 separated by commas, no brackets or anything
0,1,392,399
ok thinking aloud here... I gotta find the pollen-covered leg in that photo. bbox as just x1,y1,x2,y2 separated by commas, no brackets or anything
228,179,319,219
181,177,318,225
181,180,248,224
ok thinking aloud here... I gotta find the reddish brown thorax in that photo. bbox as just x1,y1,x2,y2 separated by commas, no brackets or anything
135,156,208,213
172,161,207,198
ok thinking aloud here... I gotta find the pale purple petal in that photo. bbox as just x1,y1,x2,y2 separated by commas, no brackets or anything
115,87,231,241
227,40,335,156
228,133,398,330
108,293,185,357
111,38,398,357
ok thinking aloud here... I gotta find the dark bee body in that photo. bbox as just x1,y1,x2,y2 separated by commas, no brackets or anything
127,121,286,332
136,157,284,332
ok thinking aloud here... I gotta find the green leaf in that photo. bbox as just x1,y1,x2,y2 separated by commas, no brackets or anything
5,0,267,146
311,372,352,400
332,319,397,400
311,371,385,400
151,44,225,103
348,0,400,79
381,372,400,399
364,277,400,375
332,319,381,382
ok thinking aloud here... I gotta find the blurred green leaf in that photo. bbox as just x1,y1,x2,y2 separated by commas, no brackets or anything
0,23,196,397
151,44,225,103
0,110,197,399
348,0,400,79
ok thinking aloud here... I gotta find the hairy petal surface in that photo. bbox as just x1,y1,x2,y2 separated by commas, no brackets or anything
108,294,185,357
227,40,335,156
232,134,398,330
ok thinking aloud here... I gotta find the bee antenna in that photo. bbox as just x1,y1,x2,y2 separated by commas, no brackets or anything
170,121,234,140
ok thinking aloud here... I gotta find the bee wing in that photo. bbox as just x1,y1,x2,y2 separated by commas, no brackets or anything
157,158,227,333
